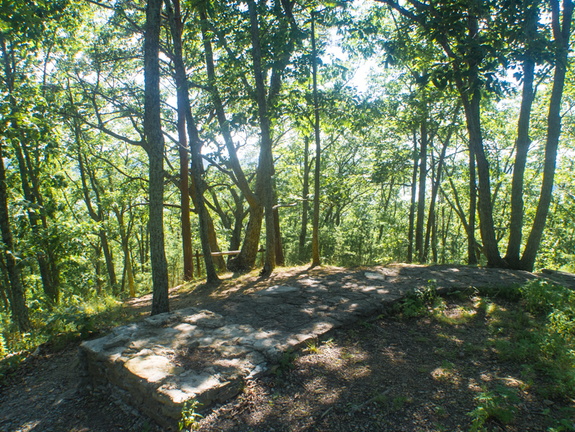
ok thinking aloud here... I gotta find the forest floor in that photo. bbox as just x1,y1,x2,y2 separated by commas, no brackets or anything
1,264,574,432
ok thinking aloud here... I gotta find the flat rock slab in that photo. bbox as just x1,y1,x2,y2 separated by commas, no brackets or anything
80,264,539,430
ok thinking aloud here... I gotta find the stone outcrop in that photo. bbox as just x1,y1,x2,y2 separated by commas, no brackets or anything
79,264,537,430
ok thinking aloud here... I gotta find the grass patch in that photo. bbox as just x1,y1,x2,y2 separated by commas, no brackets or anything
484,280,575,400
468,385,520,431
388,277,575,430
393,280,440,318
0,294,140,381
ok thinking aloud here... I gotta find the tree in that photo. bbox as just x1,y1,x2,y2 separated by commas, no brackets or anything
377,0,574,270
519,0,573,270
144,0,169,314
165,0,219,283
166,0,194,282
0,1,68,304
0,144,30,331
311,10,321,267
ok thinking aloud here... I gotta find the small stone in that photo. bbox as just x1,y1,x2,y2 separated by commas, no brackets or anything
365,272,386,281
257,285,299,295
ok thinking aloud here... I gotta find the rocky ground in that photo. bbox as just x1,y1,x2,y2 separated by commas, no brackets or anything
1,264,574,432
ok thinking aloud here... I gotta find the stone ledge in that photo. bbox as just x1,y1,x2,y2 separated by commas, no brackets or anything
80,266,539,430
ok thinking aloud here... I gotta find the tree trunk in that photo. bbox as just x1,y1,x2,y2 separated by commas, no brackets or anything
228,205,264,272
115,208,136,297
144,0,170,314
248,0,276,276
407,131,418,263
462,90,503,266
0,152,30,332
504,8,537,268
0,260,10,311
424,128,451,262
273,206,285,266
98,229,117,292
520,0,573,271
415,121,427,262
1,38,60,304
12,142,60,304
167,0,219,283
467,149,478,265
188,175,226,272
176,87,194,279
200,4,262,273
199,5,260,210
178,131,194,280
299,136,310,262
311,11,321,267
437,11,502,266
271,177,285,266
229,189,245,252
74,128,117,291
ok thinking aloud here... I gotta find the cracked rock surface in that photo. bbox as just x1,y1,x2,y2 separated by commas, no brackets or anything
79,264,539,430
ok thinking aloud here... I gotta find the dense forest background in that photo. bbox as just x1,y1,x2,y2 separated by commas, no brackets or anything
0,0,574,341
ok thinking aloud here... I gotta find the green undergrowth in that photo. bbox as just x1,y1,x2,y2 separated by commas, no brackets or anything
393,278,575,430
0,293,139,381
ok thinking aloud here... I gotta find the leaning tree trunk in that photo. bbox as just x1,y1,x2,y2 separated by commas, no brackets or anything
462,89,503,267
520,0,573,271
75,134,118,291
229,189,245,252
200,4,265,273
505,8,537,268
173,32,194,281
167,0,219,283
229,206,264,272
11,142,59,303
115,208,136,297
436,13,503,267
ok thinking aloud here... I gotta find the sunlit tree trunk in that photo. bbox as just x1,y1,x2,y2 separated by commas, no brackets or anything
73,126,117,291
114,207,136,297
229,189,245,252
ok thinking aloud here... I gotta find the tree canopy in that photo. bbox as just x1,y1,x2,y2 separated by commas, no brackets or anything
1,0,574,334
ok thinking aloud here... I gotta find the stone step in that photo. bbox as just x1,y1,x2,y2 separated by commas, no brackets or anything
79,305,342,429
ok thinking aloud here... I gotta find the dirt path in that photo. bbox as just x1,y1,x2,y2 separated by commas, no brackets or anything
1,264,572,431
0,348,159,432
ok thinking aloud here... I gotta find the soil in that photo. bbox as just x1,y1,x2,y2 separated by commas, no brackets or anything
1,265,574,432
